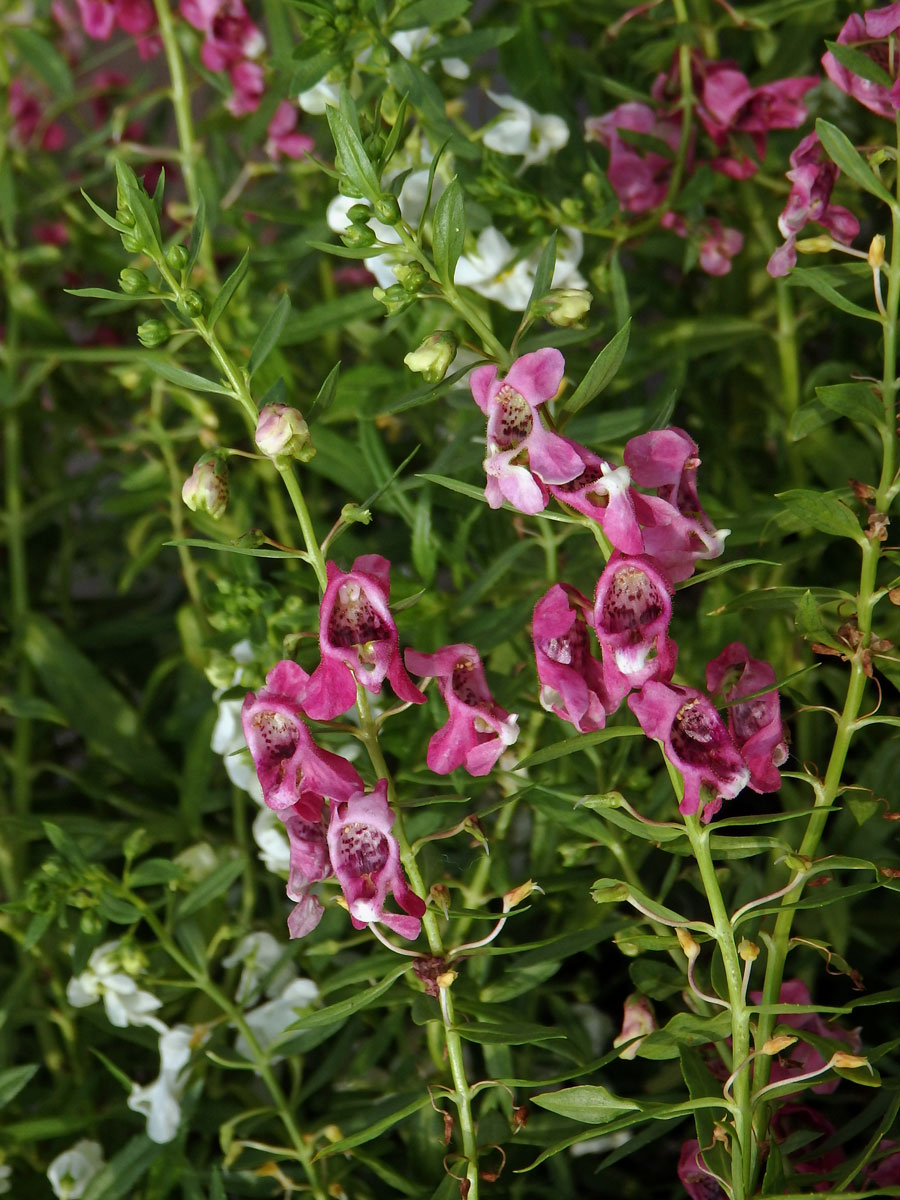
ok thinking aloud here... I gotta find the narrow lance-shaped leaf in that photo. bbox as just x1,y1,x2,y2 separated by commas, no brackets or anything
248,293,292,377
531,1085,641,1124
432,176,466,287
326,102,382,203
208,247,250,328
815,118,896,206
526,230,558,311
563,318,631,414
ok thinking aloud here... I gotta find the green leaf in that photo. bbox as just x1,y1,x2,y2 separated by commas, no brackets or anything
290,48,339,94
815,119,896,206
0,1064,39,1109
64,288,137,302
637,1011,733,1060
532,1085,640,1124
175,855,246,917
23,615,171,784
81,190,133,235
144,359,234,396
326,101,381,202
309,361,341,421
248,293,292,378
380,94,410,170
785,267,880,322
432,176,466,286
411,491,436,585
9,28,73,96
97,894,143,924
419,25,517,62
115,160,161,255
207,248,250,328
563,318,631,415
81,1136,164,1200
824,41,893,87
393,0,470,28
776,489,864,542
209,1167,227,1200
185,191,206,278
314,1093,431,1158
305,239,388,260
288,963,409,1030
794,588,842,649
815,382,884,427
128,858,184,887
451,1020,563,1045
526,231,558,311
516,726,644,769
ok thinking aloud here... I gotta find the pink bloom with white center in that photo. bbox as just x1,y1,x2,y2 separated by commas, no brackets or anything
706,642,788,793
302,555,426,721
405,644,519,776
533,584,611,733
697,220,743,276
750,979,862,1096
822,10,900,120
593,555,677,704
547,439,644,554
584,102,683,213
628,681,750,819
678,1140,727,1200
470,348,583,514
241,660,364,814
767,133,860,278
266,102,314,161
327,779,425,939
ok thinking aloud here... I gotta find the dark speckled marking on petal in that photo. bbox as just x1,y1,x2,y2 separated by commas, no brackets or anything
338,822,389,876
493,385,533,449
601,566,662,636
328,584,389,647
251,710,299,759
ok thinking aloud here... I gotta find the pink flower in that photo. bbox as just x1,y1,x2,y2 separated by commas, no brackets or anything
73,0,157,47
266,102,314,161
584,102,683,213
227,60,265,116
283,807,331,938
697,220,743,276
767,133,860,278
822,11,900,120
302,556,426,721
864,1140,900,1189
180,0,264,66
593,555,677,703
533,584,611,733
241,660,364,813
404,644,519,776
327,780,425,939
706,642,787,793
678,1140,727,1200
628,681,750,819
470,348,583,514
612,992,657,1059
546,440,644,554
750,979,862,1095
8,79,66,151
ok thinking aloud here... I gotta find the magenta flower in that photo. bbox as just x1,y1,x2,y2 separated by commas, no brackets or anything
470,348,583,514
327,780,425,939
771,1105,845,1187
266,102,314,161
241,660,364,814
546,440,644,554
678,1140,727,1200
8,80,66,151
179,0,265,113
74,0,156,40
822,10,900,120
283,806,331,939
593,555,677,702
405,644,519,776
302,555,426,721
697,221,743,276
629,681,750,819
706,642,788,793
864,1140,900,1189
227,60,265,116
533,584,611,733
584,102,683,213
612,992,657,1060
767,133,860,278
750,979,862,1095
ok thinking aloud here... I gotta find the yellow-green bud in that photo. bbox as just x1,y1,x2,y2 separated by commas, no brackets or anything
341,225,376,248
403,330,458,383
116,206,136,228
541,287,592,328
868,234,886,269
373,192,401,225
136,319,169,348
795,235,834,254
255,403,315,462
373,283,414,314
121,231,143,254
167,243,190,271
340,503,372,525
119,268,150,295
393,261,429,291
347,203,373,223
178,289,204,318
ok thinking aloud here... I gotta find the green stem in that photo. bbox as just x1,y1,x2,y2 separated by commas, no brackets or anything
275,463,328,593
151,0,199,215
354,688,481,1200
684,815,750,1200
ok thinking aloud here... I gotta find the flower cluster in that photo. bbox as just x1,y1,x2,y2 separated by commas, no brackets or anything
179,0,266,114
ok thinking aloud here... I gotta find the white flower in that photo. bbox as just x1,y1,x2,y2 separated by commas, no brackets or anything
482,92,569,167
223,931,295,1004
388,26,470,79
47,1139,105,1199
252,806,291,875
0,1165,11,1196
66,941,165,1032
127,1025,194,1144
172,841,217,882
455,225,587,311
236,977,319,1062
211,699,263,800
297,76,341,114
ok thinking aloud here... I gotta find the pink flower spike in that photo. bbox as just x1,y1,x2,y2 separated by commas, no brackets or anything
405,644,519,776
547,439,644,554
303,556,426,721
470,348,583,495
593,555,677,699
328,780,425,939
823,13,898,119
533,584,611,733
706,642,788,793
241,660,364,812
266,102,314,161
629,681,750,818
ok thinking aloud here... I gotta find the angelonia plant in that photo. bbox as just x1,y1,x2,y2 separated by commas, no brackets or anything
4,1,900,1199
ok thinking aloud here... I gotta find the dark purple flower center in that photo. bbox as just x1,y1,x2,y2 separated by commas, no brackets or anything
328,581,388,647
338,822,389,877
554,461,605,498
671,699,736,779
451,659,481,706
251,710,299,759
601,566,662,637
493,384,533,448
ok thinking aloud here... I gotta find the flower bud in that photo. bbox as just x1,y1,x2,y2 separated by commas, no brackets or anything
365,134,387,160
830,1051,869,1070
373,283,415,315
868,234,886,269
340,503,372,526
182,456,229,519
167,243,190,271
795,235,834,254
613,993,657,1060
119,268,150,295
676,927,700,961
403,330,458,383
373,192,401,225
121,231,144,254
178,289,204,318
540,287,592,328
255,403,315,462
341,224,376,248
136,319,170,348
738,939,759,962
116,206,136,228
502,879,541,913
347,203,373,223
393,261,429,291
761,1035,797,1055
